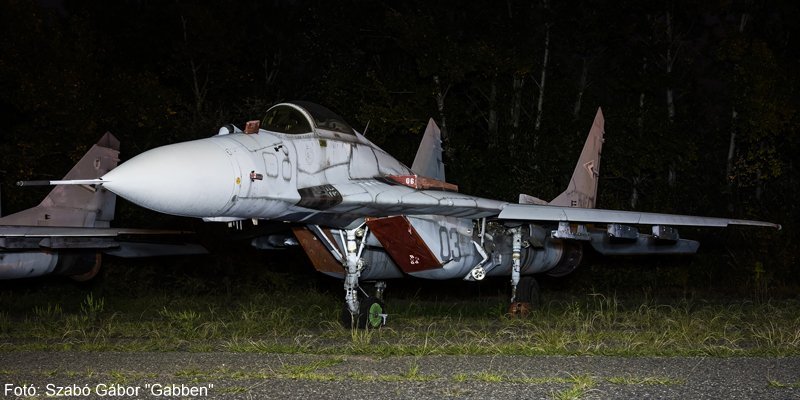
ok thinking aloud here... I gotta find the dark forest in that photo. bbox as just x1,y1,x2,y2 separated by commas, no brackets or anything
0,0,796,293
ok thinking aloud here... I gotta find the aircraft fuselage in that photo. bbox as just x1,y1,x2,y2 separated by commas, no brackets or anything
103,128,412,226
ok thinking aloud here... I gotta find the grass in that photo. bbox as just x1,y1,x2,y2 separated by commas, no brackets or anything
1,353,788,400
551,374,596,400
2,308,787,400
768,379,800,388
0,282,799,357
606,376,684,385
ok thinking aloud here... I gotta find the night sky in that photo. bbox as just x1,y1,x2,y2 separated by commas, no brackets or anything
0,1,796,288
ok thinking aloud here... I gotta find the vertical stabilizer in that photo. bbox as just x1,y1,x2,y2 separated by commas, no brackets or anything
0,132,120,227
550,108,605,208
411,118,446,181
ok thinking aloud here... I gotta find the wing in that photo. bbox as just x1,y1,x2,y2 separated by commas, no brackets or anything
0,226,198,237
497,204,780,229
299,181,779,229
0,225,207,257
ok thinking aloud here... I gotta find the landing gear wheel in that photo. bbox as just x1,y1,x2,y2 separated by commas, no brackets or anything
361,297,386,329
509,276,540,318
340,303,356,329
341,296,386,329
516,276,541,306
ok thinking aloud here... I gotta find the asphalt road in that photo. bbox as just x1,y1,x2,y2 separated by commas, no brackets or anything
1,352,798,399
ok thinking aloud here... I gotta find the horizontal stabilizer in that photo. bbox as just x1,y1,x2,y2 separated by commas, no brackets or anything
519,194,549,205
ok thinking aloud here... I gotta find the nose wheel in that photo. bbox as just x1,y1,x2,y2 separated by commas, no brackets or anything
341,295,386,329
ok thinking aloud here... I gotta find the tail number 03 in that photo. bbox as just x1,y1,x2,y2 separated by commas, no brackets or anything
439,227,462,262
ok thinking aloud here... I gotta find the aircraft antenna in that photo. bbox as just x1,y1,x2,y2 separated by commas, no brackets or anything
17,179,105,186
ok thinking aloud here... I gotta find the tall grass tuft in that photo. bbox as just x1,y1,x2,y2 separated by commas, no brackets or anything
2,283,798,356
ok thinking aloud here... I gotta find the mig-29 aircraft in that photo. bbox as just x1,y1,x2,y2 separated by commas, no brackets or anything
22,102,779,328
2,133,205,281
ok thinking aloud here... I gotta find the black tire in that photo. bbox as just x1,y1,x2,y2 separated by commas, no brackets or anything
515,276,541,308
340,302,357,329
340,296,386,329
359,297,386,329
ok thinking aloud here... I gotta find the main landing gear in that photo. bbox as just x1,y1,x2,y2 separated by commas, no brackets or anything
506,226,540,318
509,276,541,318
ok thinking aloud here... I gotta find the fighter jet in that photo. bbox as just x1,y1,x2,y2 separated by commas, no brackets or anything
27,102,779,328
2,133,206,281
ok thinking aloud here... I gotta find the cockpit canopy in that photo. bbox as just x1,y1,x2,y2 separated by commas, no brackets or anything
262,101,354,135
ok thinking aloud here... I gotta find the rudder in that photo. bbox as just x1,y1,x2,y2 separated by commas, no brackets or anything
549,108,605,208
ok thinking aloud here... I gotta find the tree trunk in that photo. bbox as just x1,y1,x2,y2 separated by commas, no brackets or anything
573,56,588,122
189,60,207,117
527,19,551,154
756,152,763,201
433,75,450,157
630,175,644,209
534,22,550,136
664,11,677,187
263,49,282,91
726,13,749,209
664,11,676,126
638,93,646,136
511,74,523,131
726,107,737,188
638,57,647,137
488,80,498,138
181,15,208,130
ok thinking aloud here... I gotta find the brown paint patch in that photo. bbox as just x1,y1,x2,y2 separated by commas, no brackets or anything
367,216,441,273
292,227,343,275
385,174,459,192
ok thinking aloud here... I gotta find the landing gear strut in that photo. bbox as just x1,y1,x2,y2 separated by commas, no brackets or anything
339,224,387,329
507,226,538,317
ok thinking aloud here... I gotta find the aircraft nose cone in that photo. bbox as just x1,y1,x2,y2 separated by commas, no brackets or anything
103,139,237,217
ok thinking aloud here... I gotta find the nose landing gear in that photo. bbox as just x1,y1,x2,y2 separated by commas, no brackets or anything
341,292,386,329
